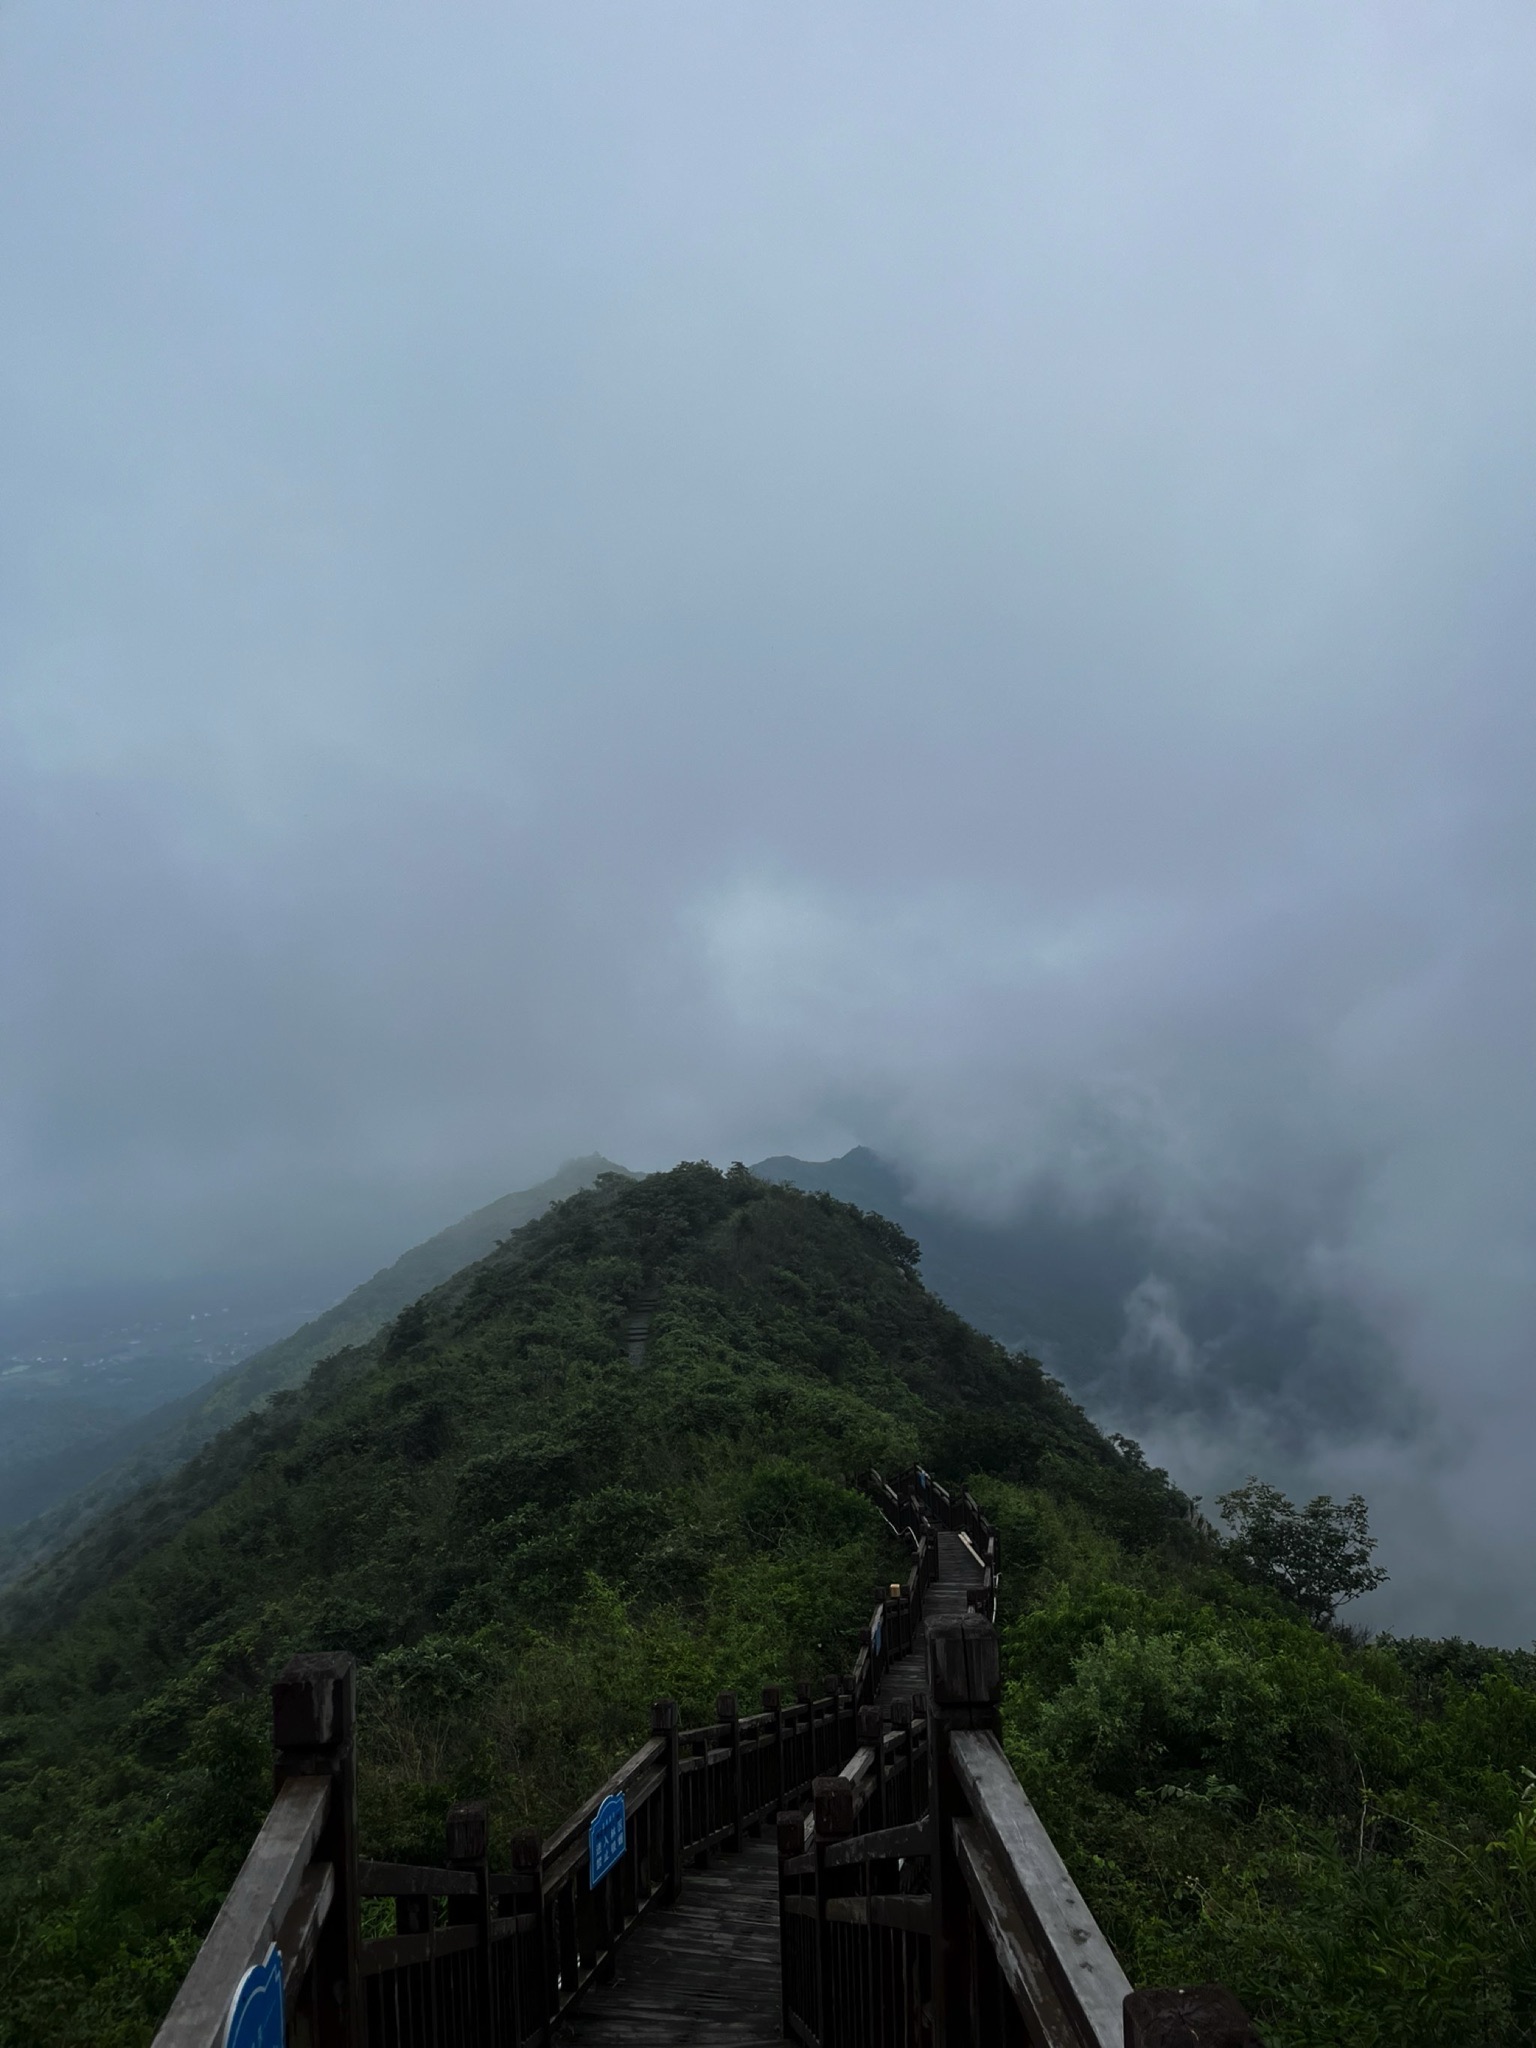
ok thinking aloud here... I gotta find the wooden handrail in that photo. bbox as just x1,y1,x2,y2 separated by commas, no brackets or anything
778,1482,1260,2048
152,1776,330,2048
950,1729,1130,2047
538,1733,666,1864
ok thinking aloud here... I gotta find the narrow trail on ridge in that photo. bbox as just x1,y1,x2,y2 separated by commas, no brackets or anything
557,1534,983,2046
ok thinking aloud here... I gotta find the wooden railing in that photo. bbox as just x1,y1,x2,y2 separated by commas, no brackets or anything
151,1662,888,2048
791,1471,1265,2048
147,1653,364,2048
776,1710,933,2048
867,1464,1000,1623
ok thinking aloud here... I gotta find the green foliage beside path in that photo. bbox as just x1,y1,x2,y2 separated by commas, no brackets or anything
977,1478,1536,2046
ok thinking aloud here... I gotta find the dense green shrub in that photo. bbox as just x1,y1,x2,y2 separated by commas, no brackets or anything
982,1474,1536,2046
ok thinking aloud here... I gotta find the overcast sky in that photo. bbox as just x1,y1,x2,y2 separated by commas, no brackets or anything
4,3,1535,1637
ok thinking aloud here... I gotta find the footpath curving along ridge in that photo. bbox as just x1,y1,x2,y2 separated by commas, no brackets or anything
151,1469,1263,2048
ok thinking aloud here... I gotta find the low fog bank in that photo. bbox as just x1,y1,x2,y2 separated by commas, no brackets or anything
752,1139,1529,1647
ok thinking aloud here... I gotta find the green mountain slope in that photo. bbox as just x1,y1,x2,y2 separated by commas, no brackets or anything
0,1156,628,1592
0,1164,1530,2048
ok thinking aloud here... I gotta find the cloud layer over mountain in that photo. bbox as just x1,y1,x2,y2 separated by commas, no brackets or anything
4,2,1535,1637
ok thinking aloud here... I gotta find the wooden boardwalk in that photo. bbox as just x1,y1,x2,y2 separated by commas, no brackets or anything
559,1533,981,2044
558,1836,782,2047
877,1530,982,1710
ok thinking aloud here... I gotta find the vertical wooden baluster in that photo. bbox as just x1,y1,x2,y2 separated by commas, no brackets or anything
649,1700,680,1905
776,1809,803,2044
763,1686,785,1824
511,1830,544,2048
445,1802,493,2048
717,1693,743,1853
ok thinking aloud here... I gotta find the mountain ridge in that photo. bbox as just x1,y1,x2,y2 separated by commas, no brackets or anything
0,1154,631,1589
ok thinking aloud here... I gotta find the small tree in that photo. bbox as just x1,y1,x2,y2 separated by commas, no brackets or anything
1215,1477,1387,1627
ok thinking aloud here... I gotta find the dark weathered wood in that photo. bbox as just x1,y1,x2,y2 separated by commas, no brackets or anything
1124,1986,1265,2048
718,1692,744,1853
489,1911,539,1940
823,1894,933,1935
813,1774,856,1839
287,1654,363,2048
952,1817,1081,2048
276,1859,334,2016
927,1611,1001,1731
272,1654,337,1748
514,1827,550,2044
361,1923,480,1974
152,1776,331,2047
561,1835,785,2046
950,1727,1130,2047
820,1818,931,1868
447,1800,495,2039
358,1858,478,1896
543,1736,667,1869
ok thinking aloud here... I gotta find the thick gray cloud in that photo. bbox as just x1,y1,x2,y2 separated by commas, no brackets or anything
3,3,1535,1635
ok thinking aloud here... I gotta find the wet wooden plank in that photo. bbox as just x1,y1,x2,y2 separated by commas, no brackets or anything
559,1837,784,2046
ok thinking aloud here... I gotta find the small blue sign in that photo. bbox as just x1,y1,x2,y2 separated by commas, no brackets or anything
589,1791,627,1887
872,1618,883,1655
225,1944,284,2048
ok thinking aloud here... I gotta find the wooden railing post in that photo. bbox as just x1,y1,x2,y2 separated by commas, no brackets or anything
1125,1986,1265,2046
446,1801,494,2043
650,1699,681,1904
813,1776,855,2048
858,1705,886,1830
926,1612,1001,2048
272,1652,362,2048
718,1692,743,1852
511,1830,547,2048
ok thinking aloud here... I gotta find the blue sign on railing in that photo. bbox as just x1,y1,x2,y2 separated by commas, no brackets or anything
588,1791,626,1887
225,1944,284,2048
872,1618,883,1655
